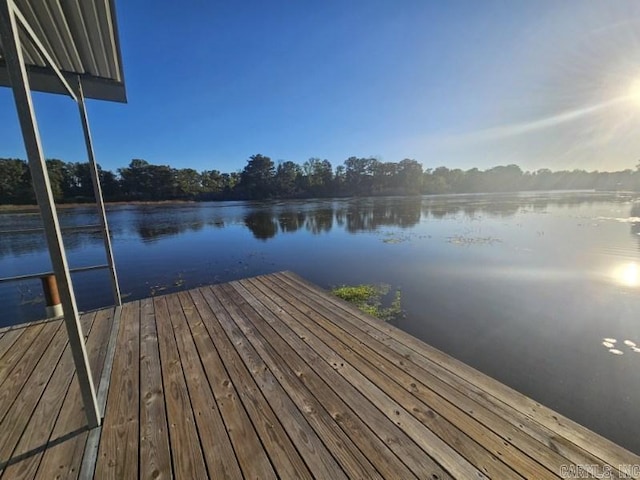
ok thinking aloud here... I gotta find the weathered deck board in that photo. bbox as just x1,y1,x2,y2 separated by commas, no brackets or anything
94,301,140,479
265,273,555,478
232,278,423,479
138,298,171,480
0,312,96,480
1,272,638,479
180,290,275,479
34,308,115,479
278,272,633,469
197,286,313,479
258,275,525,479
212,283,348,478
0,329,24,360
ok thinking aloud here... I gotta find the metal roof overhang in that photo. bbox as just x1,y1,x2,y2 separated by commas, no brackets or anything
0,0,126,103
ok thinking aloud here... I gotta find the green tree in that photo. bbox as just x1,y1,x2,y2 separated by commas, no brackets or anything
303,158,333,195
275,161,303,197
118,159,175,200
45,159,70,202
0,158,32,203
397,159,423,193
201,170,224,196
175,168,201,198
344,157,374,193
238,154,275,199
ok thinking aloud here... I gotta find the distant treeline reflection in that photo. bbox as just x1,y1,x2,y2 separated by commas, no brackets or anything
2,194,638,257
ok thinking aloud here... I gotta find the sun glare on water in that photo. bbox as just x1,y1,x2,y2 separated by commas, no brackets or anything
612,262,640,287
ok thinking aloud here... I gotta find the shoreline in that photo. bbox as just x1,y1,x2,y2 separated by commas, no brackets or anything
1,189,636,213
0,199,198,212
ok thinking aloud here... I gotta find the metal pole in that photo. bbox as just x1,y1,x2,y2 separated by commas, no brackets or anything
0,0,100,427
76,77,122,306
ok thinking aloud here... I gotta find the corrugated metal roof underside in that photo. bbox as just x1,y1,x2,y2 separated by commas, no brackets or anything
0,0,126,102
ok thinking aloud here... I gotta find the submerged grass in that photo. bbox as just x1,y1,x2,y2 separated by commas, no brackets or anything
331,283,402,321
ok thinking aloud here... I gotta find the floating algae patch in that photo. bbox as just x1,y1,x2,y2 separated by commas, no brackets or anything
380,231,410,244
447,235,502,246
331,283,403,322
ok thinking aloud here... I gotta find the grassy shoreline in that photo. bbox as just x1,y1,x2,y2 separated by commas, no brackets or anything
0,200,197,212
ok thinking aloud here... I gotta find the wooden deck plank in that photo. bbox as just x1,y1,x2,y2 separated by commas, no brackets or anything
0,320,66,466
279,271,640,476
182,290,277,480
94,302,140,480
166,293,242,479
247,276,488,479
0,329,24,360
3,271,637,479
139,298,172,480
0,317,61,335
232,279,425,480
222,281,401,480
276,273,614,472
240,277,453,479
1,313,96,480
212,283,350,479
267,273,556,479
0,323,48,390
34,308,116,480
195,287,313,480
274,271,589,477
153,296,208,479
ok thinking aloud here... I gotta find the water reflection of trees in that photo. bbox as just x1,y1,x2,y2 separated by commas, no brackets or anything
0,231,105,258
336,198,421,232
3,195,639,256
421,194,627,220
134,207,224,242
631,203,640,247
244,210,278,240
305,208,333,234
277,210,306,233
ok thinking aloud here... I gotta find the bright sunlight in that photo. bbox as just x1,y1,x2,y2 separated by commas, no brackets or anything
612,262,640,287
626,78,640,107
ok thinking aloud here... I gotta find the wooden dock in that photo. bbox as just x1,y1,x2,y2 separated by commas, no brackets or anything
0,271,638,479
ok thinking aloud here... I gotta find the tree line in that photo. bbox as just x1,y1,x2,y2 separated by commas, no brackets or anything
1,154,640,204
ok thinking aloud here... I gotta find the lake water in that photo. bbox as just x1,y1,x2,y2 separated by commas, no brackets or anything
2,191,640,454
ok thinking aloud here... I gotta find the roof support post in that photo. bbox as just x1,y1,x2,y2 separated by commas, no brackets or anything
0,0,101,428
76,78,122,306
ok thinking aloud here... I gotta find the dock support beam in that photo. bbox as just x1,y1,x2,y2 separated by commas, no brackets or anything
0,0,101,428
77,78,122,306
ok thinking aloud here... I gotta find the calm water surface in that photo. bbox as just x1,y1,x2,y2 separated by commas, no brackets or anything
2,192,640,453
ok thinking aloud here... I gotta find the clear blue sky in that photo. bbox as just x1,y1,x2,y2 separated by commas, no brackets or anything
3,0,640,173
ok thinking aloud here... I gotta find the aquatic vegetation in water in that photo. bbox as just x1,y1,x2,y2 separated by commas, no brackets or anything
331,283,402,321
447,235,502,246
17,284,44,306
150,272,187,296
